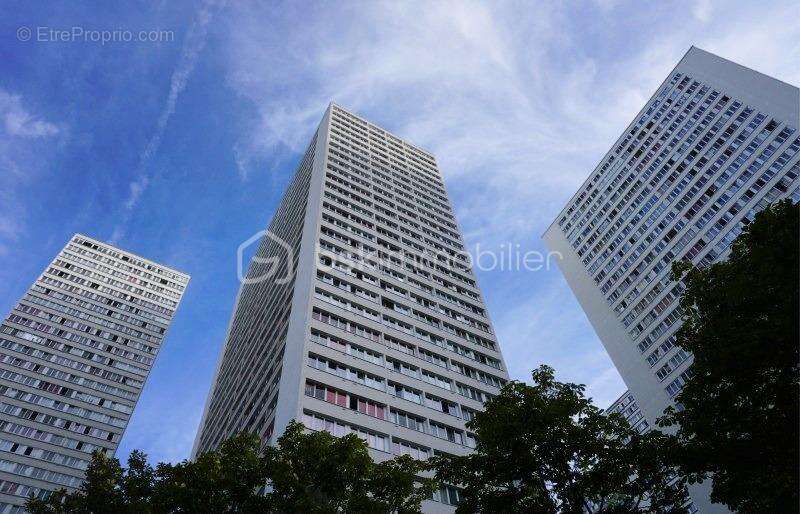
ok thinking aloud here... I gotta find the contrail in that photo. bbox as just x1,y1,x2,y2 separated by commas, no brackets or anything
111,0,225,243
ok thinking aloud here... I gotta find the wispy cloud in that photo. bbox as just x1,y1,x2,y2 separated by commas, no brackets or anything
223,0,799,228
218,0,799,405
1,90,60,139
124,175,151,211
692,0,713,23
493,275,625,406
0,89,62,253
110,0,225,244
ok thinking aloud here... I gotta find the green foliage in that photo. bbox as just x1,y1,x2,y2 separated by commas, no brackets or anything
32,199,798,514
26,488,77,514
659,200,799,514
434,365,690,514
122,450,155,513
368,454,436,514
26,421,434,514
151,432,271,512
27,451,128,514
265,421,434,513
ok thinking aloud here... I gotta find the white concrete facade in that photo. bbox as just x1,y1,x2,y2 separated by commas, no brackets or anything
604,390,648,434
544,47,799,513
193,104,509,512
0,235,189,513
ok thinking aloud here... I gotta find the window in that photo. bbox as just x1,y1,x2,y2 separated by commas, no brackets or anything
429,422,463,444
418,348,448,368
426,394,460,417
307,354,384,391
352,396,385,420
388,358,418,378
305,381,386,418
433,485,462,505
303,412,388,452
310,329,383,365
391,409,425,433
385,334,415,356
665,368,693,397
465,433,477,448
392,438,429,460
389,383,422,404
421,369,451,390
456,382,489,402
460,407,476,422
311,309,380,342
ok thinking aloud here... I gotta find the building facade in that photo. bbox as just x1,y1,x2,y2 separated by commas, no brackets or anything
544,47,799,513
0,235,189,513
604,390,648,434
605,390,698,514
193,103,509,512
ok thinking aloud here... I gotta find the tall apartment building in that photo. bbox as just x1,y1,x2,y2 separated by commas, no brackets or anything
604,390,699,514
0,235,189,513
544,46,799,513
604,390,648,434
193,103,509,512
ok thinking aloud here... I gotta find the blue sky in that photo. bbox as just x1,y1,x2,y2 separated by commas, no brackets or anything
1,0,797,464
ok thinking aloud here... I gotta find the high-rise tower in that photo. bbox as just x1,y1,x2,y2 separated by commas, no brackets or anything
0,234,189,513
193,103,509,512
544,47,799,513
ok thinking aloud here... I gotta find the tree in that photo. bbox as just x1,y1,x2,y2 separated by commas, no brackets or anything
26,489,79,514
659,199,799,514
27,451,127,514
367,454,436,514
435,365,690,514
151,432,271,512
26,421,434,513
265,420,435,513
122,450,155,513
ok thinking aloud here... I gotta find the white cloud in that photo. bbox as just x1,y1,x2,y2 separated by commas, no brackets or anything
110,0,226,242
123,175,151,211
0,216,21,245
0,90,60,139
0,89,61,251
216,0,798,406
692,0,713,23
493,275,625,407
141,0,221,165
221,0,659,241
694,9,800,87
